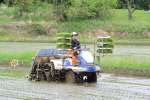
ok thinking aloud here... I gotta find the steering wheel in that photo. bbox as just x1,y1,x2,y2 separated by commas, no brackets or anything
76,45,86,50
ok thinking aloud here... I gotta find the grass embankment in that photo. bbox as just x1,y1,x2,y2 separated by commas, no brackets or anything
0,51,37,67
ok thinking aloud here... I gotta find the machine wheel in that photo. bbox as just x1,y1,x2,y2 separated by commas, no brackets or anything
66,71,76,83
87,72,97,83
47,76,52,82
38,74,44,81
50,62,55,77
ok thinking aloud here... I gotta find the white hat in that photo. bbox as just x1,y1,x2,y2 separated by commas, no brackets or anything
72,32,78,36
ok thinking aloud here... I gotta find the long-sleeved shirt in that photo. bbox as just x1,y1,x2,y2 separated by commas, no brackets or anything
71,39,81,50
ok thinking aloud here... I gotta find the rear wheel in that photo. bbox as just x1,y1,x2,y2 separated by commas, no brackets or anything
87,72,97,83
66,71,76,83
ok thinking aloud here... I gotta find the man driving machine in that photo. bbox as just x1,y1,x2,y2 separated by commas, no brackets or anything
68,32,81,67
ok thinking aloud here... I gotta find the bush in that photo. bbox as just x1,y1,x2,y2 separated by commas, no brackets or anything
1,7,14,16
22,15,31,21
28,23,46,36
0,28,7,36
13,6,20,18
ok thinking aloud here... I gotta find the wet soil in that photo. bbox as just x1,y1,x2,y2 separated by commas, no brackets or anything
0,67,150,100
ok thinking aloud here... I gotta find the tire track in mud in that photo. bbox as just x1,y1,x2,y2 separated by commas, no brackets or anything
0,76,150,100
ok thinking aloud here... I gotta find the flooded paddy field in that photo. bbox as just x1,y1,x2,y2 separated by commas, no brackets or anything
0,41,150,57
0,67,150,100
0,42,150,99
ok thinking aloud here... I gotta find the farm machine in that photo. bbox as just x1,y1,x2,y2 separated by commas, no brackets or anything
29,45,101,83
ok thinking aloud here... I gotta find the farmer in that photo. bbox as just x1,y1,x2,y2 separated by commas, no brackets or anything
68,32,81,67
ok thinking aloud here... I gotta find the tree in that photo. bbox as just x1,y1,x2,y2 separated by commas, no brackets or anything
118,0,149,10
50,0,118,21
125,0,136,19
4,0,14,7
13,0,42,17
134,0,150,10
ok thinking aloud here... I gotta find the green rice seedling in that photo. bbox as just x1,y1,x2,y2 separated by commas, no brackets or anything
0,51,37,62
56,33,71,38
97,49,113,53
100,55,150,69
56,39,71,43
0,68,29,78
97,44,114,48
0,51,37,67
97,38,113,42
57,44,71,49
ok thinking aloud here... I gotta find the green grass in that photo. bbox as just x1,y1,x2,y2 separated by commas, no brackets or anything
0,7,19,24
0,35,56,41
99,55,150,69
0,5,150,43
0,51,37,63
54,9,150,40
0,49,149,72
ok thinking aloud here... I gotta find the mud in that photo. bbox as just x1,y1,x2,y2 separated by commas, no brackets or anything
0,67,150,100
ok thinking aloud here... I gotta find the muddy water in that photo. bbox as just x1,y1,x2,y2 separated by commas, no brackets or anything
0,67,150,100
0,42,150,99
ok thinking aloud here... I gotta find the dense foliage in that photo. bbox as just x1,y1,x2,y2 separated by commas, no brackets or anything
0,0,149,39
1,0,149,21
2,0,119,21
118,0,150,10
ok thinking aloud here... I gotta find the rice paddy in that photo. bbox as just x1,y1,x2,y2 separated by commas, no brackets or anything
0,42,150,76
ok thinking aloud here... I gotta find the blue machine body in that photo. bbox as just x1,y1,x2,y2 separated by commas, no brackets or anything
34,48,97,73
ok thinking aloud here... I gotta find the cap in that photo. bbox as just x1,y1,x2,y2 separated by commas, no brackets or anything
72,32,78,36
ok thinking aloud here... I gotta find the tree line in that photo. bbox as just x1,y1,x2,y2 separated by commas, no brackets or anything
0,0,149,21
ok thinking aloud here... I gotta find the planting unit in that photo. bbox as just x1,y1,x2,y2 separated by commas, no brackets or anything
96,36,114,65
